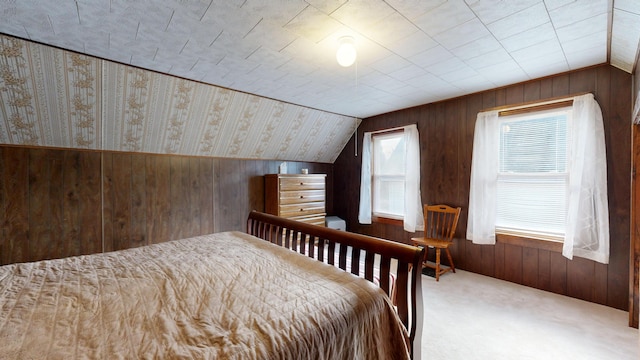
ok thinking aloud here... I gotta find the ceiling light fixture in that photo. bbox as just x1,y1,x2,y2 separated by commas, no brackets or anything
336,36,357,67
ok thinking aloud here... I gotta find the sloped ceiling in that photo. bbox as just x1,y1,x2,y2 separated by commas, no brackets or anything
0,35,356,163
0,1,639,163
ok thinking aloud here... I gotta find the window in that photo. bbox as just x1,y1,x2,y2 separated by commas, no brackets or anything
372,130,406,220
467,94,609,263
496,108,571,241
359,124,423,232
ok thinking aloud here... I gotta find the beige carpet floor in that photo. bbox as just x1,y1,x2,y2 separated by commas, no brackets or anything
420,270,639,359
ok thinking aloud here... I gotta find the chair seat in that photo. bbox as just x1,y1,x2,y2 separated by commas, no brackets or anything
411,237,451,249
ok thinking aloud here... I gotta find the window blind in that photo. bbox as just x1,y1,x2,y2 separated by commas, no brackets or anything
496,109,570,239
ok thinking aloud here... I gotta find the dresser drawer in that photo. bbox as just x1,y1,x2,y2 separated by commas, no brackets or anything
264,174,326,225
279,176,325,191
280,190,325,205
291,214,326,226
279,202,326,218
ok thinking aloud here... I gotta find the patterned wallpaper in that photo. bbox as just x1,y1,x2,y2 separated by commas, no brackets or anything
0,34,358,163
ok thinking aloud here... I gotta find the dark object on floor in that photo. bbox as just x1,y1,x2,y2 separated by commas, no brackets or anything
422,267,435,278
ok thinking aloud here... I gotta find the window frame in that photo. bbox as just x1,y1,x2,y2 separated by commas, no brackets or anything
371,129,406,224
494,106,573,244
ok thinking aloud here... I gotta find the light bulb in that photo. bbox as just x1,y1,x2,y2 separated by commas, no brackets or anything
336,36,356,67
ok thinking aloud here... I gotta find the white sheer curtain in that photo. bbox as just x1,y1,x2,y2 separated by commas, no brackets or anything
466,110,500,244
634,89,640,124
358,124,424,232
358,132,373,224
466,94,610,264
563,94,609,263
404,125,424,232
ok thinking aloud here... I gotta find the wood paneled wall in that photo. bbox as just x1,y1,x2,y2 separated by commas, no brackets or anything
0,148,103,264
334,65,633,314
632,124,640,328
631,58,640,327
0,147,333,264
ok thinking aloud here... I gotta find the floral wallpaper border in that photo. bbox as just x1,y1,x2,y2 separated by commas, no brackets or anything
0,34,358,163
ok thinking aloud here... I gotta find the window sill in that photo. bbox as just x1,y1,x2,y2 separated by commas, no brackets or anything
496,233,563,252
372,215,403,226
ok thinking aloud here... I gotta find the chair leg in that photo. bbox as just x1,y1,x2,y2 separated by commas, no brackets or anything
423,246,429,266
445,248,456,273
435,248,441,282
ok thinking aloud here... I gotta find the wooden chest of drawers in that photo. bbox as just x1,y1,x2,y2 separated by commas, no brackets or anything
265,174,326,226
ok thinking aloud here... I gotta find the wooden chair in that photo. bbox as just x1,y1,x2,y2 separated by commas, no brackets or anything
411,204,461,281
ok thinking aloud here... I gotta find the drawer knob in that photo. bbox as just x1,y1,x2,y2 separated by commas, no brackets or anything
300,208,304,211
300,195,304,199
300,182,304,185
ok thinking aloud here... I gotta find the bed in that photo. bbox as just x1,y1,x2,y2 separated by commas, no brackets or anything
0,211,424,359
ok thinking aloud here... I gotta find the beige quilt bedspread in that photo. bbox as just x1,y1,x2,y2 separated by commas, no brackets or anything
0,231,410,359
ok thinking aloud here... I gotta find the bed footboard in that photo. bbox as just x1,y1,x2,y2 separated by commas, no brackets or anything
247,210,424,360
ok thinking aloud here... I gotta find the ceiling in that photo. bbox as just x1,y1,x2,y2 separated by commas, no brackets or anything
0,0,638,120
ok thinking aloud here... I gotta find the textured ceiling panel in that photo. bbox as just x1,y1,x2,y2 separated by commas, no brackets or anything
0,0,627,119
610,3,640,73
0,34,357,163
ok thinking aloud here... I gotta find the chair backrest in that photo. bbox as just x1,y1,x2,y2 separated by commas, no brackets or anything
423,204,461,241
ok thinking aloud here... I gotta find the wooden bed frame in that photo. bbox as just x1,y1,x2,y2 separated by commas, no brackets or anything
247,210,425,359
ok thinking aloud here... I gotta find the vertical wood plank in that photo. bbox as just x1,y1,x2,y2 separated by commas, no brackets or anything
442,100,460,206
212,158,221,232
505,83,524,105
566,257,595,302
1,147,29,265
538,249,551,291
539,77,554,99
595,66,613,309
632,123,640,325
199,158,214,234
145,155,171,244
428,103,446,204
458,94,481,271
28,149,55,261
503,243,523,284
0,147,6,264
549,252,568,294
607,67,632,311
522,247,539,288
78,151,102,255
0,148,3,262
569,68,595,94
523,81,541,102
112,153,132,250
215,159,243,232
146,155,172,244
48,150,65,260
102,153,114,252
130,154,147,246
552,74,570,96
494,241,506,280
593,262,609,306
495,88,507,106
189,157,202,237
170,156,190,240
480,244,496,277
62,151,82,258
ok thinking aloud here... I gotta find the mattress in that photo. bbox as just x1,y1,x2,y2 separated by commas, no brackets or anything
0,231,410,359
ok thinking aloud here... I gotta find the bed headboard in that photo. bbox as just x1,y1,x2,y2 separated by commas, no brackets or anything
247,210,424,360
